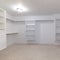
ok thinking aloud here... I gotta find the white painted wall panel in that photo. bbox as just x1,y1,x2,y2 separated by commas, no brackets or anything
7,34,17,46
35,21,55,44
39,21,55,44
6,20,18,46
14,22,26,44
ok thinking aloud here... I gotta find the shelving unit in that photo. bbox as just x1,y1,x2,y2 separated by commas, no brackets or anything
56,19,60,43
0,9,6,30
25,20,36,43
0,8,6,50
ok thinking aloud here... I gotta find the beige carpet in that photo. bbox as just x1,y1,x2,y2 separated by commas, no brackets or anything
0,44,60,60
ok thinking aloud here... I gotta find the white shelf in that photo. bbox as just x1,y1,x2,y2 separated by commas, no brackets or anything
26,33,35,36
26,24,35,25
26,29,35,30
6,32,18,35
26,28,35,30
26,25,35,26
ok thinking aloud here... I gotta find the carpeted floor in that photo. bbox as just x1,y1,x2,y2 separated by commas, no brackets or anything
0,44,60,60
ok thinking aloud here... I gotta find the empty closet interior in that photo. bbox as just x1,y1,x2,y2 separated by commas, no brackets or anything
0,8,60,50
6,16,57,46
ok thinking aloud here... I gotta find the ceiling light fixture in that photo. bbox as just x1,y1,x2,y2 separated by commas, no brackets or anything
17,8,23,12
12,4,28,12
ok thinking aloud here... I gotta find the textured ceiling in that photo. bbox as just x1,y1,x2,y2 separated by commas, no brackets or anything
0,0,60,16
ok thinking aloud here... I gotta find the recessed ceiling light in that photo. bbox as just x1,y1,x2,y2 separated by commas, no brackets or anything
12,4,28,12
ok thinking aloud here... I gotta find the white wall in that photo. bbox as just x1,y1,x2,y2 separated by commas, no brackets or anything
6,20,17,33
40,21,55,44
35,20,55,44
13,21,26,44
7,34,17,46
6,20,17,46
